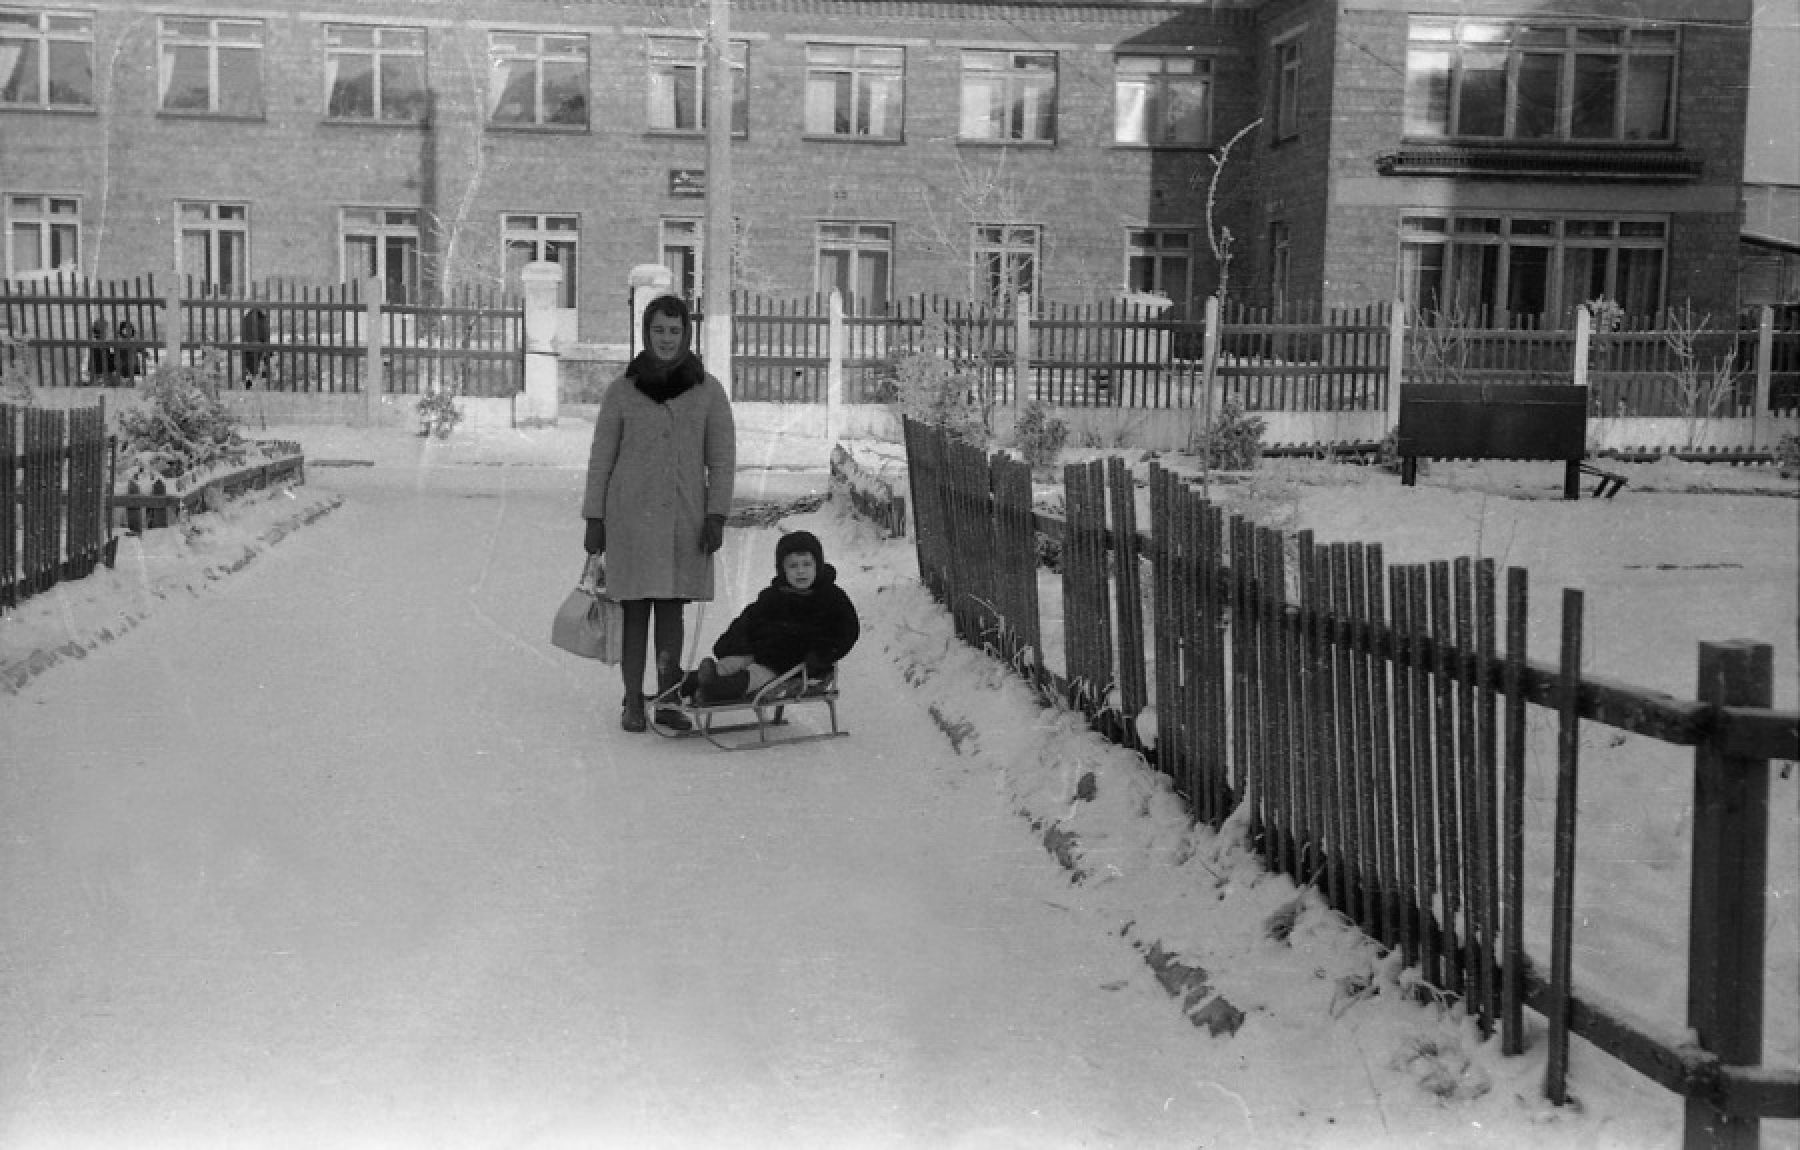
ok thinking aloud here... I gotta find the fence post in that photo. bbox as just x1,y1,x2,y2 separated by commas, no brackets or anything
162,275,182,382
519,260,564,425
1572,305,1591,390
1752,306,1773,450
1684,640,1772,1150
826,288,845,445
1202,293,1221,430
1386,300,1405,431
363,278,383,427
1014,292,1032,410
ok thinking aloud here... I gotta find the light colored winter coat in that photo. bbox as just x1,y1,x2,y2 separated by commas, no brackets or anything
582,372,736,601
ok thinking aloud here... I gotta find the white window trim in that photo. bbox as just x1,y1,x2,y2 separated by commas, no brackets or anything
4,192,82,278
0,7,96,109
323,23,428,123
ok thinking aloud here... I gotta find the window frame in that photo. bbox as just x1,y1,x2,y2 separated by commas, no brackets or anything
660,217,703,301
1397,211,1669,323
815,220,894,314
340,207,421,304
176,200,250,295
4,192,80,278
157,16,265,119
501,212,579,309
1124,227,1196,311
959,49,1057,145
970,222,1041,308
486,30,588,130
1403,19,1679,144
1113,53,1212,148
1272,36,1302,141
1268,221,1291,311
803,42,904,142
647,36,749,137
324,23,428,124
0,7,95,110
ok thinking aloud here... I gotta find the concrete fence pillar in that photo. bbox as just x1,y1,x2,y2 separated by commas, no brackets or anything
1752,305,1773,449
826,289,846,445
362,277,383,427
162,275,182,383
1014,292,1033,409
519,260,563,424
1386,300,1406,430
1572,304,1592,391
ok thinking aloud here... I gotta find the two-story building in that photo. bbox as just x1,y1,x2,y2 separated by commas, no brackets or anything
1,0,1752,345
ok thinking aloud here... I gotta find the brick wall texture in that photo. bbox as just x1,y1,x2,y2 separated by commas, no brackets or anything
0,0,1753,342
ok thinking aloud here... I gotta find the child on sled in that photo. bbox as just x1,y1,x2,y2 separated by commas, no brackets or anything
685,530,859,704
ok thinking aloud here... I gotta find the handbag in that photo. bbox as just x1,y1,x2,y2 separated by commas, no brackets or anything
551,554,624,664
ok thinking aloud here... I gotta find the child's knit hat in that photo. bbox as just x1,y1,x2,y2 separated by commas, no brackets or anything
775,530,825,577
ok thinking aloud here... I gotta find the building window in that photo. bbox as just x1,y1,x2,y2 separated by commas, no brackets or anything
804,44,902,140
816,221,892,314
1404,20,1677,142
972,224,1039,307
648,37,748,135
179,201,248,294
487,32,586,128
1273,37,1302,140
503,213,578,308
5,194,79,277
1125,228,1194,310
1269,222,1291,311
341,208,419,303
0,8,93,109
159,17,263,117
1399,213,1666,322
661,218,702,301
1114,55,1210,147
325,25,427,123
959,50,1056,143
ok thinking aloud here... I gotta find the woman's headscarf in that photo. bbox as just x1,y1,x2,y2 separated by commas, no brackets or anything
628,295,706,404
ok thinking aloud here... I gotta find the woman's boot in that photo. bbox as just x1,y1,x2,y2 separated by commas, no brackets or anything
621,690,647,733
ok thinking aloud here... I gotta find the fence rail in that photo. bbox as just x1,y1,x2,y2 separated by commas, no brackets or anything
1,401,112,611
901,417,1799,1147
1,275,523,398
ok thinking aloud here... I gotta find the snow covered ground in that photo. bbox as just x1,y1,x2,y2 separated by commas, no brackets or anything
0,415,1793,1148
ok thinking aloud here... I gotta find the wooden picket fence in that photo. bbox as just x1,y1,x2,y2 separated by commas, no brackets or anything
1,401,113,611
900,417,1799,1147
0,275,523,397
723,293,1799,421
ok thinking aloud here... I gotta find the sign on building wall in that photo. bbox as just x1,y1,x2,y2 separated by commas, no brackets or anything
669,169,705,198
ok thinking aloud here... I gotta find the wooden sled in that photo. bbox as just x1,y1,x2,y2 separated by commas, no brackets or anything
648,663,847,751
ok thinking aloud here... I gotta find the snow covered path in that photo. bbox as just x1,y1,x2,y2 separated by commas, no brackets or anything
2,462,1252,1149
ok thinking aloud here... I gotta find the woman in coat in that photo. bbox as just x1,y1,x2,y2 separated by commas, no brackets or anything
583,295,736,732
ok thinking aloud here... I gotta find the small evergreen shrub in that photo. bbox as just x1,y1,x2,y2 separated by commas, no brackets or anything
1190,399,1266,470
1012,401,1068,469
1777,432,1800,478
116,352,247,480
417,386,464,439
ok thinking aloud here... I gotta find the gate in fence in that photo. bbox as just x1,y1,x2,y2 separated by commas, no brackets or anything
0,275,523,397
902,417,1799,1147
1,401,113,611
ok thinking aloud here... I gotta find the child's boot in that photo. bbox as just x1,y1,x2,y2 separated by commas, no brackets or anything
654,652,692,731
698,668,751,704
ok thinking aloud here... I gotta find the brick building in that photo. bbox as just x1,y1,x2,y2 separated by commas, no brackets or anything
1,0,1752,345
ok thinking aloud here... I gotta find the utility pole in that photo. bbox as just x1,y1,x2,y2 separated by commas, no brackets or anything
703,0,733,394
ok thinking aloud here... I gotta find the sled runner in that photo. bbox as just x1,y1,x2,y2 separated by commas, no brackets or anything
648,663,847,751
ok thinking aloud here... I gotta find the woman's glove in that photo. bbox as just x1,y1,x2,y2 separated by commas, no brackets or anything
584,519,606,555
700,514,726,554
